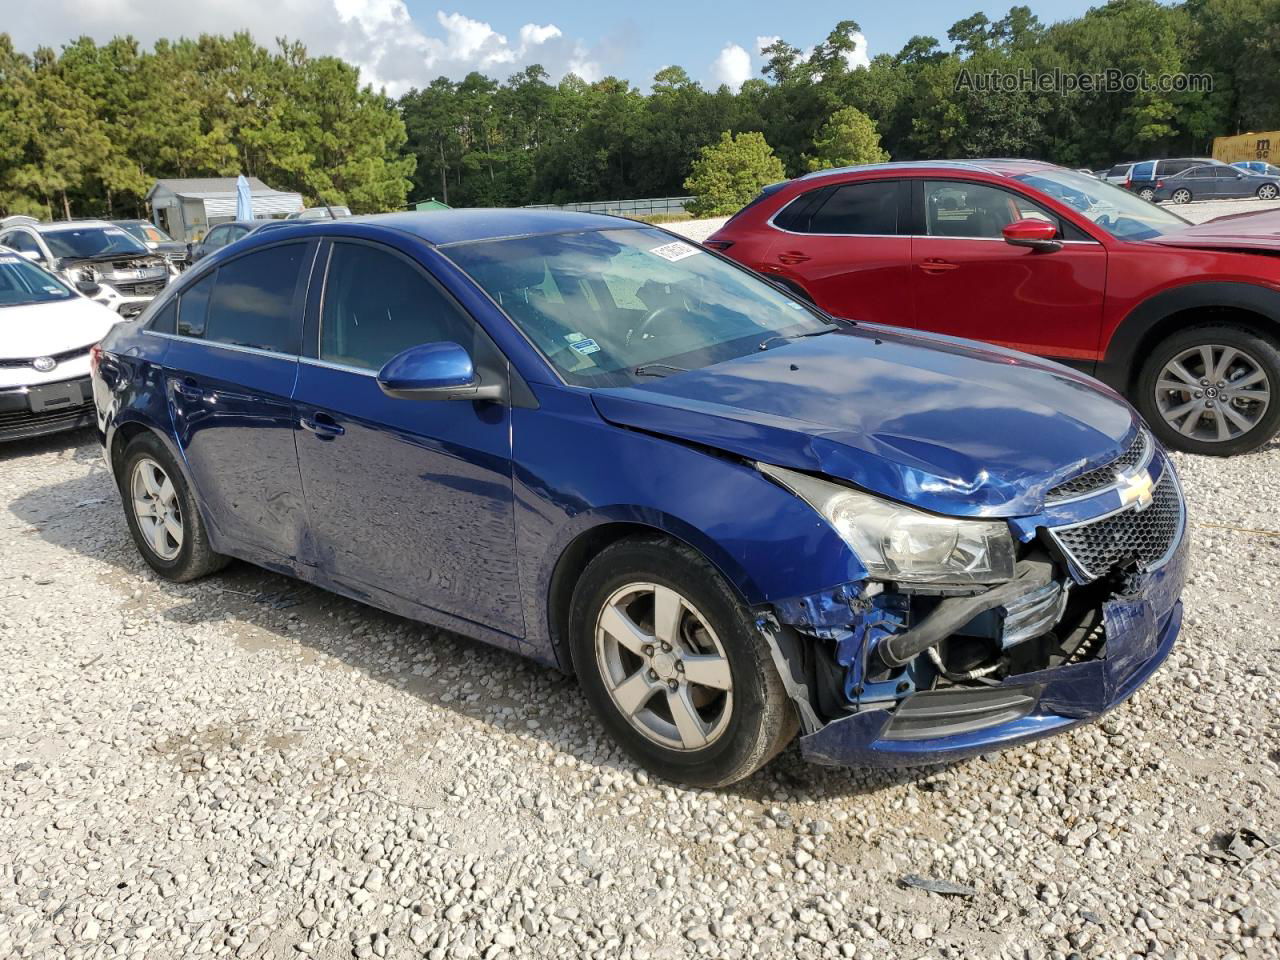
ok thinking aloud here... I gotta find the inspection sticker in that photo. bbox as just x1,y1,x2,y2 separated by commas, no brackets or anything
649,241,700,263
569,338,601,355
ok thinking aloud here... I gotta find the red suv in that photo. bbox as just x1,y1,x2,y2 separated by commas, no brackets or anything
707,159,1280,455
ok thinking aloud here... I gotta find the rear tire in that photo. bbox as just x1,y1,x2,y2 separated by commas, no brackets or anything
568,536,797,787
1136,324,1280,456
1138,187,1155,202
118,432,229,581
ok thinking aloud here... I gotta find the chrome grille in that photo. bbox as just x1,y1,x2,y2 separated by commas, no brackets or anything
1048,472,1183,580
0,346,91,369
113,279,167,297
1046,430,1149,502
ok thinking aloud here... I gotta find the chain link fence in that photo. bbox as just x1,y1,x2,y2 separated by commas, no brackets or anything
523,196,694,217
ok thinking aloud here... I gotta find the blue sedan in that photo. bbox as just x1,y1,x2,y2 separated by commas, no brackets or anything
91,211,1187,786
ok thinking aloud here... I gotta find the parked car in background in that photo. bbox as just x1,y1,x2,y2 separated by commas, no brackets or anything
0,217,169,320
1103,162,1136,185
0,251,123,441
92,210,1186,786
287,205,352,220
112,219,189,272
708,159,1280,456
1125,158,1223,201
186,220,285,264
1152,163,1280,203
1233,161,1280,177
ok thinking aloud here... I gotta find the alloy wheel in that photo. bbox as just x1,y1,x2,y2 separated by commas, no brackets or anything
1139,188,1155,202
1172,189,1192,204
594,582,733,751
130,457,184,561
1259,184,1278,201
1154,344,1271,444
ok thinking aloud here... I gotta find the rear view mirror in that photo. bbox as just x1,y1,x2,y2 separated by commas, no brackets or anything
1002,218,1063,253
377,341,505,403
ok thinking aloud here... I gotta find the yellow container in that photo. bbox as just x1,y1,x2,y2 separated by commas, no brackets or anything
1212,131,1280,163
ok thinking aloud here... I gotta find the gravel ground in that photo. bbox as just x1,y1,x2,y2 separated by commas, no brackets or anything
3,200,1280,960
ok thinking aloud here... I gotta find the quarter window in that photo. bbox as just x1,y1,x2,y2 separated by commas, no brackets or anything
5,232,42,256
805,181,899,235
205,243,305,354
320,243,475,371
149,299,177,334
177,272,216,338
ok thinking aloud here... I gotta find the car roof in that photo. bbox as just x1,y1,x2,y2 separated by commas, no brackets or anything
32,219,116,233
346,209,644,246
794,158,1060,183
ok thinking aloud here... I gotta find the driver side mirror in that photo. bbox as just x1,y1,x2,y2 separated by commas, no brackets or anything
1002,218,1063,253
377,341,505,403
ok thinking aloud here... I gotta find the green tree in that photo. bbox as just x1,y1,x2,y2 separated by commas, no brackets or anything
805,106,889,170
683,131,785,217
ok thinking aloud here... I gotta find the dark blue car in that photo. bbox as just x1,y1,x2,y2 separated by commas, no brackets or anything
91,211,1188,786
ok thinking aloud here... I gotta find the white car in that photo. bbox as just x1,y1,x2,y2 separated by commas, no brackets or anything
0,216,170,320
0,251,125,442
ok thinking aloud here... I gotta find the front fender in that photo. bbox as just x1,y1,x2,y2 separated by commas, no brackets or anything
512,387,867,665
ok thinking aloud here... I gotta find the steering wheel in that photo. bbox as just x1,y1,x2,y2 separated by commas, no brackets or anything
627,305,684,347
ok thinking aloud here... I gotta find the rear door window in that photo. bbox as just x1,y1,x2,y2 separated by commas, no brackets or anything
1130,162,1156,181
204,243,306,354
806,181,900,235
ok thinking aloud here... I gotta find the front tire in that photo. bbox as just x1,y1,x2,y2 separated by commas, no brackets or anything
1172,188,1193,204
1258,183,1278,201
118,432,229,581
568,537,797,787
1136,325,1280,456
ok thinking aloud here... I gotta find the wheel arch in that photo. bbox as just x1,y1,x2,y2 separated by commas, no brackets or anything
1097,282,1280,393
544,515,766,676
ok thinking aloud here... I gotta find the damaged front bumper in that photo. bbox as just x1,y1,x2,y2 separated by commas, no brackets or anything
770,460,1189,769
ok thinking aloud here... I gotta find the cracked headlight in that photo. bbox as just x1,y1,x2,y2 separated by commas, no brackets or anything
759,463,1016,585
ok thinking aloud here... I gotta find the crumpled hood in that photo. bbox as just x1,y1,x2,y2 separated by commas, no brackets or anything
1147,207,1280,253
591,326,1138,518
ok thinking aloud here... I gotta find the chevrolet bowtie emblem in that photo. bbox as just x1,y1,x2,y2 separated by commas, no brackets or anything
1118,470,1154,511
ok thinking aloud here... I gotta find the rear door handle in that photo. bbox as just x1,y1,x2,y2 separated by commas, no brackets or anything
919,258,959,274
300,412,344,438
776,251,811,265
173,377,206,402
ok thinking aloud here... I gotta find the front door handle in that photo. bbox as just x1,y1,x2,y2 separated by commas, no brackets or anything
300,412,345,438
919,258,959,274
776,251,811,265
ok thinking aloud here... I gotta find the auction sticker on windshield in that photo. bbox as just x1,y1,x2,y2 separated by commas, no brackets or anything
650,241,700,263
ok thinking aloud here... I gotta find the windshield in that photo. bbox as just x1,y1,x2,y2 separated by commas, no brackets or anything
444,228,836,387
119,222,172,244
42,225,148,260
0,254,75,306
1014,168,1190,241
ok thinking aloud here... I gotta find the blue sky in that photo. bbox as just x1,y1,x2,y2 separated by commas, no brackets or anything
14,1,1106,95
412,0,1104,87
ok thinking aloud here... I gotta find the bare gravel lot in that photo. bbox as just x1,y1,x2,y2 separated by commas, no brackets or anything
3,199,1280,960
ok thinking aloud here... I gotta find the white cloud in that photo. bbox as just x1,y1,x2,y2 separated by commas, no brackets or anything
7,1,602,95
843,31,871,70
710,43,752,92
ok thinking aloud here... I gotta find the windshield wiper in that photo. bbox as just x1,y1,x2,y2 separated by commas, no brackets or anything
758,326,840,351
634,363,689,378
